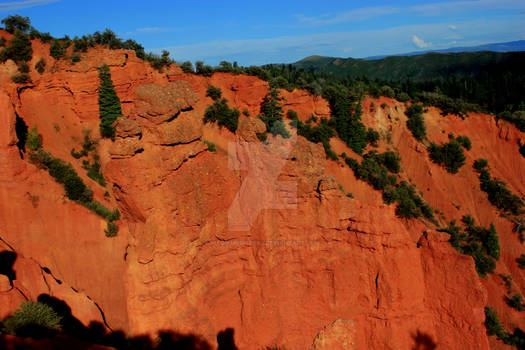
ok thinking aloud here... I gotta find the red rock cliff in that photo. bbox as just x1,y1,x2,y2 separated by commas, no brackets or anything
0,34,523,349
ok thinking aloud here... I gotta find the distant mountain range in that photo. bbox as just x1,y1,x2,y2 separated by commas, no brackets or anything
365,40,525,60
291,40,525,82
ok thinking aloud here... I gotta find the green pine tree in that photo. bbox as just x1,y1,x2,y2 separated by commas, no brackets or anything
97,64,122,139
259,85,290,138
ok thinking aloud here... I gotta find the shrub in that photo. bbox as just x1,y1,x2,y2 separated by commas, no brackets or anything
82,154,105,187
286,109,298,120
473,159,524,215
195,61,213,76
216,61,233,72
381,85,395,98
18,61,29,73
0,36,5,47
439,216,500,277
429,139,466,174
204,98,240,133
105,221,118,237
518,255,525,269
397,92,410,102
145,50,172,72
498,110,525,132
484,306,505,338
70,53,81,63
35,58,46,74
4,30,32,62
271,76,291,91
390,181,434,219
206,85,222,101
204,141,216,152
417,91,477,118
405,103,426,141
292,116,336,159
98,64,122,139
506,294,524,311
3,301,62,338
179,61,194,73
484,306,525,347
1,15,31,34
49,39,64,60
11,73,31,84
26,126,41,151
455,135,472,150
366,128,380,146
343,151,432,220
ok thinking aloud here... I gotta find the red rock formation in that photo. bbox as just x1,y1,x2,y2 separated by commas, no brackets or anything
0,33,523,349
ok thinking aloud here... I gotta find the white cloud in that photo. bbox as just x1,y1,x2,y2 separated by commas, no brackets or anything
293,0,525,25
294,6,398,25
412,35,430,48
0,0,58,12
449,25,457,30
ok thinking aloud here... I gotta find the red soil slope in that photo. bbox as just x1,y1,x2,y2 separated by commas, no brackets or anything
0,32,523,349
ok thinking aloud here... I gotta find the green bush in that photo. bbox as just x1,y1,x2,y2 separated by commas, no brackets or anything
195,61,213,76
405,103,426,141
35,58,46,74
389,181,434,220
484,306,525,348
105,221,118,237
455,135,472,150
18,61,29,73
291,116,336,159
366,128,380,146
485,306,505,338
418,92,478,118
439,215,500,277
343,150,432,220
145,50,173,72
216,61,233,72
3,301,62,338
204,98,240,133
381,85,395,98
82,154,105,187
517,254,525,269
473,159,524,215
506,294,524,311
49,39,64,60
498,110,525,132
429,139,466,174
98,64,122,139
26,126,41,151
179,61,194,73
1,15,31,34
70,53,81,63
4,30,32,63
204,141,216,152
206,85,222,101
11,73,31,84
286,109,298,120
0,36,5,47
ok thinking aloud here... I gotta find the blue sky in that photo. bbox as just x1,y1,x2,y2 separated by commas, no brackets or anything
1,0,525,65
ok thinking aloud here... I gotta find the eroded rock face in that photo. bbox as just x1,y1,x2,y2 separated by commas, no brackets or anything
311,319,355,350
0,36,522,350
133,81,198,124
